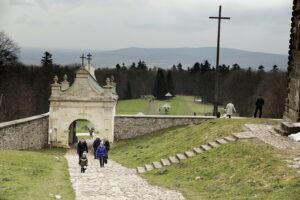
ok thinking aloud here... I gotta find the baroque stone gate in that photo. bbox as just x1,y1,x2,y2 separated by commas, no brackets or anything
48,66,118,148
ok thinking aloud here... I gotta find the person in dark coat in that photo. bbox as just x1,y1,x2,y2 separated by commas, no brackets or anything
104,139,110,164
93,137,101,159
254,96,265,118
77,138,88,161
96,142,107,168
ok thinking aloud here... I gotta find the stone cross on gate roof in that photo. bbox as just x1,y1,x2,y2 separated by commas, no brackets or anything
87,53,92,66
80,54,86,67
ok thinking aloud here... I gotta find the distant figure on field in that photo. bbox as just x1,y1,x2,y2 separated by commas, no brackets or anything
89,128,94,139
225,101,236,119
79,151,88,173
254,96,264,118
93,137,101,159
77,138,88,160
104,139,110,164
96,142,107,168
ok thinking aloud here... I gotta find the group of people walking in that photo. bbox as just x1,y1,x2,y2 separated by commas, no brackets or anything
77,136,110,173
222,96,265,118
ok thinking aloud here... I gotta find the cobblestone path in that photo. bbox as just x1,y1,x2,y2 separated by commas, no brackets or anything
65,149,185,200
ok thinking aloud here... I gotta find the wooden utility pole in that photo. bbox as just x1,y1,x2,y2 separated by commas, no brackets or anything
209,5,230,116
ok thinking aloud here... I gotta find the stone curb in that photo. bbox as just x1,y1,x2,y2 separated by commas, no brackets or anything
136,132,252,174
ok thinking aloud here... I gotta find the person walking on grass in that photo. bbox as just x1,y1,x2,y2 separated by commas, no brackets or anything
254,95,265,118
96,141,107,168
93,137,101,159
77,138,88,161
79,151,88,173
225,100,236,119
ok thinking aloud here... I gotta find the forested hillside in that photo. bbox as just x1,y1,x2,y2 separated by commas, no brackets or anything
0,60,286,122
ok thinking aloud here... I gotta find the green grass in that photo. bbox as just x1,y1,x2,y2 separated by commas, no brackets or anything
110,118,300,199
0,148,75,200
116,99,149,115
76,120,89,132
110,118,277,168
144,141,300,200
116,95,222,116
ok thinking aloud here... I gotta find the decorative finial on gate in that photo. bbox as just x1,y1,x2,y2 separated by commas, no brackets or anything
54,75,58,84
106,77,111,86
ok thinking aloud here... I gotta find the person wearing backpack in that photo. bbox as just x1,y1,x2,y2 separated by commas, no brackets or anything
79,151,88,173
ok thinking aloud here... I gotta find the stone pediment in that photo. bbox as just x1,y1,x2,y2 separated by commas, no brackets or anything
50,67,116,102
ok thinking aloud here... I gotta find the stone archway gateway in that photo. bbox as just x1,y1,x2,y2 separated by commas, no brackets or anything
48,66,118,148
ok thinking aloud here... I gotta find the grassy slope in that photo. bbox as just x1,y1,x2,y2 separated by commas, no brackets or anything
110,118,300,199
116,99,148,115
116,96,220,115
0,148,74,200
110,118,276,168
144,141,300,200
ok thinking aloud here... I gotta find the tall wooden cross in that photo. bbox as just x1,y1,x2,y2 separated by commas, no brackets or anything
80,54,86,67
86,53,92,66
209,5,230,116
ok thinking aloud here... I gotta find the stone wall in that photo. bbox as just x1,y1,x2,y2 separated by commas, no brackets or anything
114,115,214,139
0,113,213,149
0,113,49,150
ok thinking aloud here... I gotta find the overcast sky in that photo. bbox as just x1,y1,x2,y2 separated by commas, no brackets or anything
0,0,291,54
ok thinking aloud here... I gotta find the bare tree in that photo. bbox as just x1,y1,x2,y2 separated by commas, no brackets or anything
0,31,20,66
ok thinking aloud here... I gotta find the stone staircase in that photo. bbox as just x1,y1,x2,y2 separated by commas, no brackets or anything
274,122,300,136
136,135,240,174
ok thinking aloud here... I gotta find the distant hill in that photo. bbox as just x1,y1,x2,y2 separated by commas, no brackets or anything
20,47,288,70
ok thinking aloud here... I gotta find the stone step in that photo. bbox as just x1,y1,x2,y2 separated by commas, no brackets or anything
281,122,300,134
208,141,221,148
184,151,196,158
232,131,255,139
176,153,187,160
144,164,154,171
136,166,146,174
224,136,237,142
193,147,203,154
200,144,212,151
152,161,163,169
216,138,228,145
160,158,171,166
274,126,289,136
168,156,180,164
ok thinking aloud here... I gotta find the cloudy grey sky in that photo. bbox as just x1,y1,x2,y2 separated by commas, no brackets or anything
0,0,291,54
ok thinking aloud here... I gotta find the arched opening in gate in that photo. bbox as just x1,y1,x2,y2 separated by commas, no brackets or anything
68,119,95,145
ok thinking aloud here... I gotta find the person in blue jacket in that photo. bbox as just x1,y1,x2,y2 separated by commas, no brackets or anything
96,141,107,167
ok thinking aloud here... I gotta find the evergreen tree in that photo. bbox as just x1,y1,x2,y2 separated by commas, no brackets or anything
115,64,121,70
231,63,241,71
271,65,279,72
177,63,183,71
125,81,132,99
41,51,53,66
199,60,211,73
191,62,200,74
137,60,147,70
258,65,264,71
166,70,175,95
153,68,167,99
